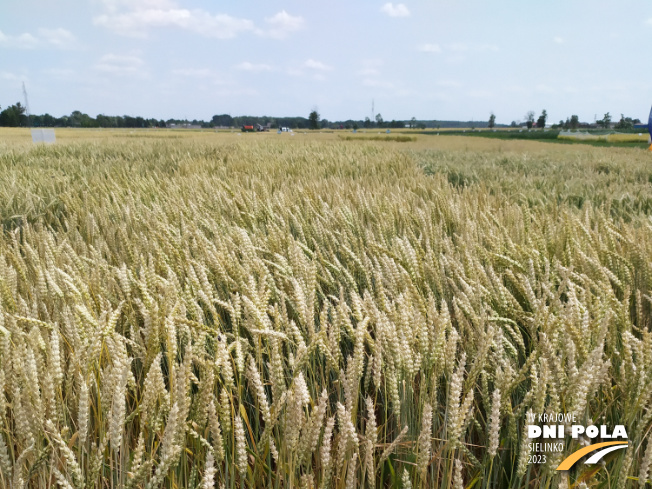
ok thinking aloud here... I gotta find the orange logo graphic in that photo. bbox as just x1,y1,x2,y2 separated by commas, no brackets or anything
556,441,628,471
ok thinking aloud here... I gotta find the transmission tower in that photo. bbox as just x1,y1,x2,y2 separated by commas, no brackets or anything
22,82,31,127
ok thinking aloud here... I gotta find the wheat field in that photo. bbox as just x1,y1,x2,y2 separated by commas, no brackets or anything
0,130,651,488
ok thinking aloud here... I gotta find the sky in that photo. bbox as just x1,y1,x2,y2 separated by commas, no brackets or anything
1,1,652,124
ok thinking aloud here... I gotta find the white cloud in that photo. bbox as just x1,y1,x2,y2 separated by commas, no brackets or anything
236,62,273,72
304,59,332,71
38,28,76,48
646,18,652,25
0,28,76,49
287,59,332,79
553,36,564,44
380,3,410,17
418,43,441,53
357,67,380,76
94,8,254,39
264,10,304,39
94,2,302,40
0,30,39,49
100,0,177,12
95,54,146,76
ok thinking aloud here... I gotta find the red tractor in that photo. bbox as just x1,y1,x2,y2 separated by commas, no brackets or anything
241,124,255,132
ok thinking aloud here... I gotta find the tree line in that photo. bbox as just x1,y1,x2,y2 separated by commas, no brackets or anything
7,100,640,132
0,102,170,128
493,109,643,131
0,100,507,131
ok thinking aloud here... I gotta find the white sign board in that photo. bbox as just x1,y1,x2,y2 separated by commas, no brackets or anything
31,129,56,144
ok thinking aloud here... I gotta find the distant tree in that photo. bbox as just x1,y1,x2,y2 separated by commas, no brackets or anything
615,114,634,130
40,113,57,127
308,109,320,130
410,116,417,128
417,122,426,129
510,121,517,128
488,112,496,129
525,111,535,129
352,122,359,130
536,109,547,129
0,102,27,127
570,115,579,130
597,112,611,129
212,114,234,127
375,113,383,127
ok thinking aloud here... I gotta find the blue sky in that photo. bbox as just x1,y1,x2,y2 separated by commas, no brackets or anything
1,1,652,124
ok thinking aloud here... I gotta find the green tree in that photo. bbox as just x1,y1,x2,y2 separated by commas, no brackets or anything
0,102,27,127
488,112,496,129
212,114,234,127
375,113,383,127
525,110,535,129
597,112,611,129
410,116,417,128
308,109,320,130
615,114,633,130
536,109,547,129
570,115,579,130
